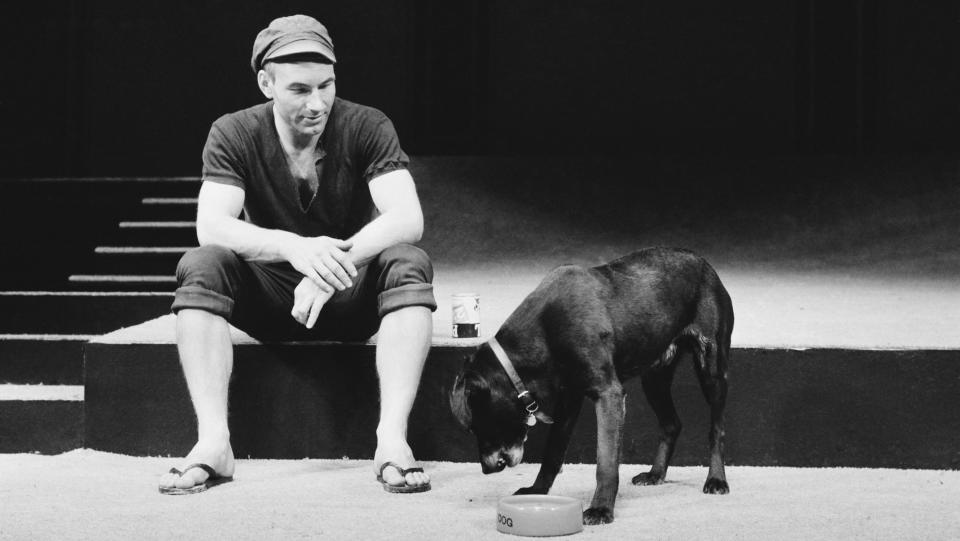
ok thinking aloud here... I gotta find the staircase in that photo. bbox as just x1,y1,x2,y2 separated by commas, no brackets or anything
0,178,196,452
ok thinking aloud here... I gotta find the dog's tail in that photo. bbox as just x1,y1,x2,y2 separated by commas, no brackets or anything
692,331,721,378
656,327,718,377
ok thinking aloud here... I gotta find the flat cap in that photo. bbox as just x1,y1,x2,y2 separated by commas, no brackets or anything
251,14,336,73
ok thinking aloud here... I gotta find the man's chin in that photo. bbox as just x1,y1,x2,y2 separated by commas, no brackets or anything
297,124,325,136
295,117,326,133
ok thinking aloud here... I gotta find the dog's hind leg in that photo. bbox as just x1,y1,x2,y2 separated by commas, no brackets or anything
632,365,681,486
693,335,730,494
515,391,584,495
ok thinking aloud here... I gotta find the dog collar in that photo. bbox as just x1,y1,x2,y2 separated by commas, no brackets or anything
488,337,540,416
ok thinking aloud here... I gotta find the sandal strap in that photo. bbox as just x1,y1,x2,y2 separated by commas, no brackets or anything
378,461,423,477
180,463,217,478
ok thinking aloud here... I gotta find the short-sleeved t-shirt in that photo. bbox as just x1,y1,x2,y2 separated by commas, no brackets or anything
201,97,409,239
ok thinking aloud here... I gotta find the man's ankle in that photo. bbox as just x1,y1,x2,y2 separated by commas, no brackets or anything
375,426,408,443
197,429,231,445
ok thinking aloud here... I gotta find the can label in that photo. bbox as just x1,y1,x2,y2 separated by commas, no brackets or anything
452,293,480,338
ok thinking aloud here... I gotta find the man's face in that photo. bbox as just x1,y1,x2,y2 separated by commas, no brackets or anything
259,61,336,138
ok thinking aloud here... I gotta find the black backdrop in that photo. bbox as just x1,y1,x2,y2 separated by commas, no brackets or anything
1,0,957,177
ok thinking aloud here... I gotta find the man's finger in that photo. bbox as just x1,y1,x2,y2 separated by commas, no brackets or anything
321,255,352,288
294,264,332,294
333,238,353,251
330,249,358,278
314,260,347,290
306,295,324,329
306,268,335,293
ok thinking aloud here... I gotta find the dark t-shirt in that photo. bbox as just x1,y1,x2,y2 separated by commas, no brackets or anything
201,98,409,239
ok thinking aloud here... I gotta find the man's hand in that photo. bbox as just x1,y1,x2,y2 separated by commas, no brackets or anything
291,277,334,329
282,236,358,293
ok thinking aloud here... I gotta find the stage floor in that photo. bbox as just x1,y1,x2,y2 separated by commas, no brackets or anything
409,154,960,350
1,450,957,541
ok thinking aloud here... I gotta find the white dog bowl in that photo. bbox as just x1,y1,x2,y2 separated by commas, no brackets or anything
496,495,583,537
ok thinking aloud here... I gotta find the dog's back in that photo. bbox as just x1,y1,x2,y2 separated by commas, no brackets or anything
594,247,733,375
502,247,733,380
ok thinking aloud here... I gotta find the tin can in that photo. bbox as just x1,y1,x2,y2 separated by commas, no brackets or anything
452,293,480,338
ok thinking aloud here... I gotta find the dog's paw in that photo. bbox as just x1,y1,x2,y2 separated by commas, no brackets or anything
513,485,548,496
702,478,729,494
631,471,665,486
582,507,614,525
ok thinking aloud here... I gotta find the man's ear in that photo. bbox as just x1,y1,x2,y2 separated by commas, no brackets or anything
257,70,274,99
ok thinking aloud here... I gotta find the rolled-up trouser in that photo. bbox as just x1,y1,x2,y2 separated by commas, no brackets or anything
171,243,437,342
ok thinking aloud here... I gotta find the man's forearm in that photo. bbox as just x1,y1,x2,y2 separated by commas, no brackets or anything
346,210,423,268
197,214,298,262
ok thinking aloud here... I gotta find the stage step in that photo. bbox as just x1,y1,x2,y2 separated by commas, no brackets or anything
82,316,960,468
0,335,91,384
0,384,84,454
130,198,197,221
104,226,198,246
82,249,186,275
0,292,172,334
65,276,176,293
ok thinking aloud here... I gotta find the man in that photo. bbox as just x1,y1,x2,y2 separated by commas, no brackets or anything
158,14,436,494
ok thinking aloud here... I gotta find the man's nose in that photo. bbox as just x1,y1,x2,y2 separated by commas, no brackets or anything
306,91,326,112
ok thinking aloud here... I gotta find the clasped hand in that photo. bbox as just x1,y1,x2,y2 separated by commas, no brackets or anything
285,235,358,328
291,277,333,329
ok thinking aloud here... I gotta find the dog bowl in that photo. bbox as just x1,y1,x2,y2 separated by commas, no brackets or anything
496,495,583,537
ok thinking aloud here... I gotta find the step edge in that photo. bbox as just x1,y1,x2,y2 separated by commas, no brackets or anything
0,384,84,401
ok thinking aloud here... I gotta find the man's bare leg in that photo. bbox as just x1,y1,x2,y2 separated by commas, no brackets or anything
158,309,236,490
372,306,432,488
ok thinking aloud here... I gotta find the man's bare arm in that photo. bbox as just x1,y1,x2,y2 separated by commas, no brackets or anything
196,181,355,293
345,168,424,267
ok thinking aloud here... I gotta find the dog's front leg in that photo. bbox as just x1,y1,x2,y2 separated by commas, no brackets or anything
515,391,584,495
583,385,625,525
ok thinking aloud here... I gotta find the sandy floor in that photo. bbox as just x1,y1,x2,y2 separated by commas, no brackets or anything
1,450,958,540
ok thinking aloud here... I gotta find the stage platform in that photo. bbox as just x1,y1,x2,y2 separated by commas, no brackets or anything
83,264,960,468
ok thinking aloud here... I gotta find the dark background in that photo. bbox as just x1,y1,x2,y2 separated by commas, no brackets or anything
2,0,958,178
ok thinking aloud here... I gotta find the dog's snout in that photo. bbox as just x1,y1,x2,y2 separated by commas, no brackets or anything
481,452,508,474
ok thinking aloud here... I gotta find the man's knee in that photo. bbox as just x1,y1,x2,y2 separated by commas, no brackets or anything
172,245,243,318
376,244,437,317
377,244,434,286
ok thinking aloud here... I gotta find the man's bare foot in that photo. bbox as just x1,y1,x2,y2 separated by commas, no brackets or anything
373,439,430,491
158,438,235,492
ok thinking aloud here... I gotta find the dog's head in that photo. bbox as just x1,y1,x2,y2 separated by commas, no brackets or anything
450,343,553,474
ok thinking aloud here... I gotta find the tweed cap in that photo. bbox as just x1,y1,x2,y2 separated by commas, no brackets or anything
251,14,336,73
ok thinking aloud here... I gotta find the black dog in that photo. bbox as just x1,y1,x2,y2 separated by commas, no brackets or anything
450,247,733,525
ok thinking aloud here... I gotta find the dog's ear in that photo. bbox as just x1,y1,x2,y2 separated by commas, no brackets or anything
449,373,472,429
450,371,494,429
533,410,554,425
